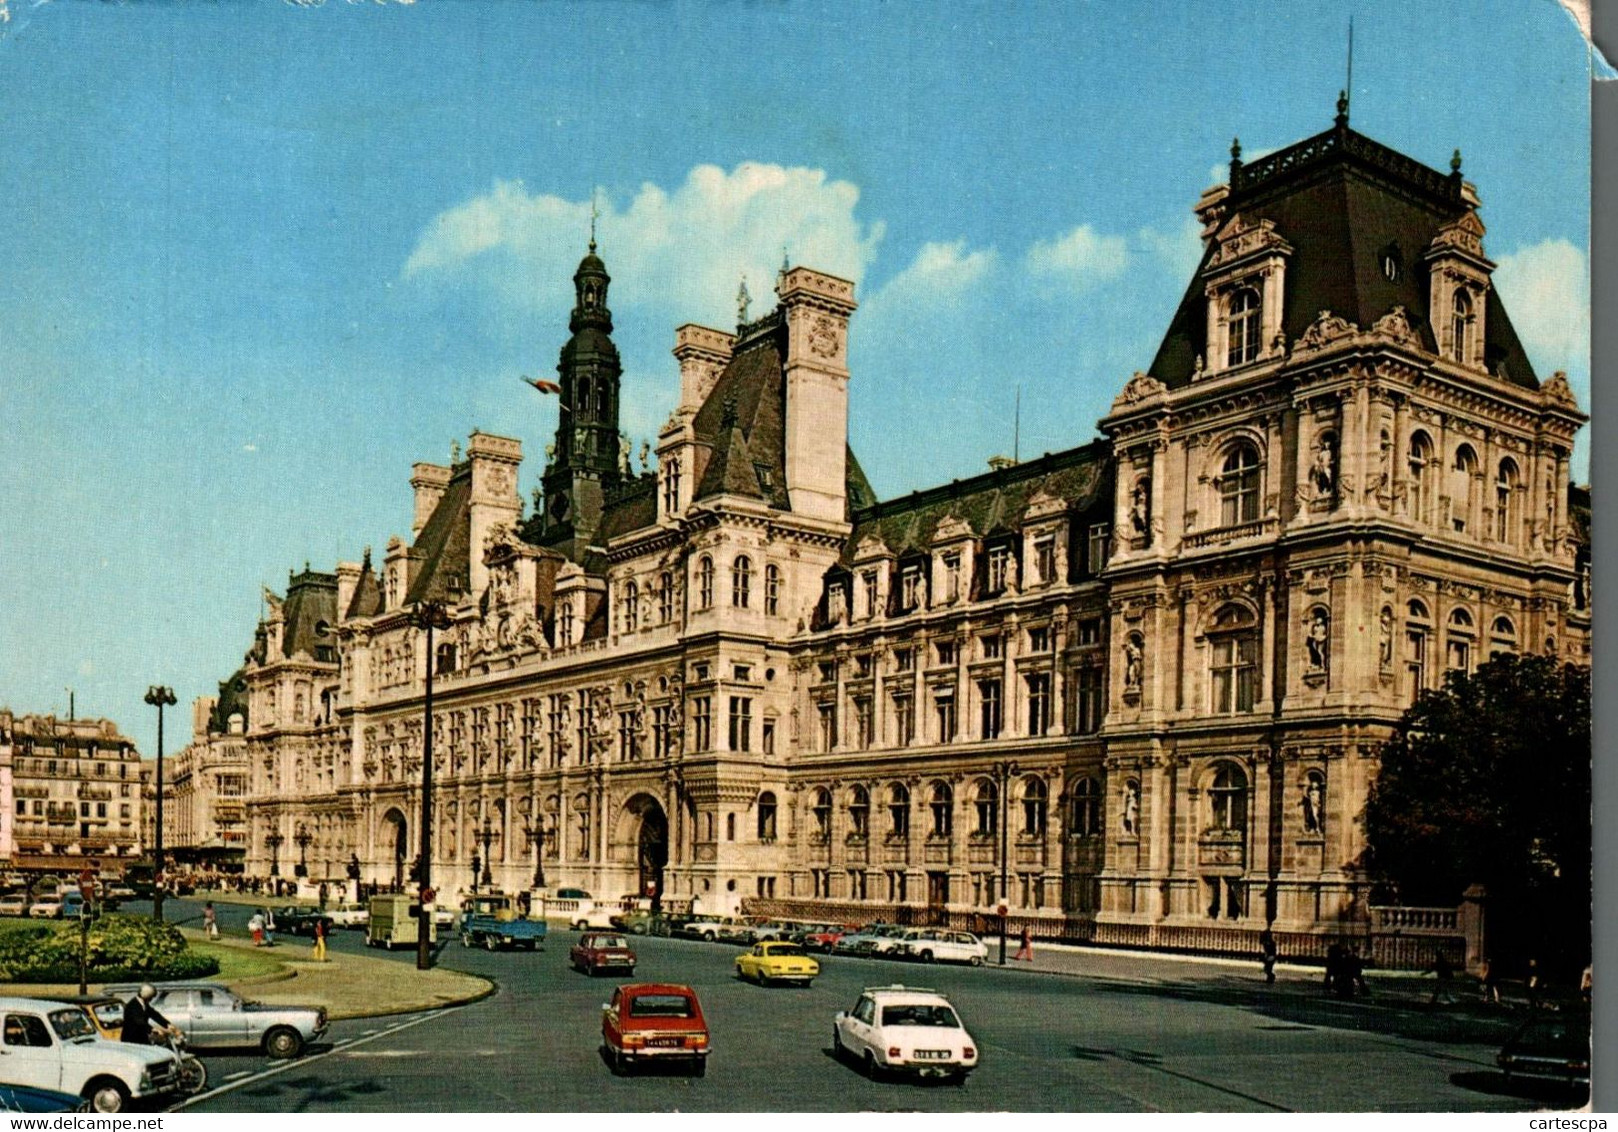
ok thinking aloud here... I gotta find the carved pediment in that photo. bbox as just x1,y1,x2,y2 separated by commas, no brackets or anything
932,515,974,544
1371,305,1419,346
1429,210,1487,259
1297,310,1359,351
1542,370,1578,407
1112,372,1167,410
1207,215,1292,271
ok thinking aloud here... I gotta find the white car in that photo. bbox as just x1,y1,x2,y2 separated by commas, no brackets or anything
569,906,617,931
892,929,989,966
28,896,64,919
833,985,978,1082
326,903,370,929
0,893,29,916
0,996,185,1111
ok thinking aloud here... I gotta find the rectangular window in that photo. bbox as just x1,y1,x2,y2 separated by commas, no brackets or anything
942,552,962,602
853,696,873,750
1026,673,1051,736
1028,626,1050,653
96,802,106,818
893,694,915,746
1406,631,1427,703
986,545,1011,594
547,694,568,767
120,804,131,819
934,688,957,742
817,661,836,683
728,696,752,752
979,678,1003,739
894,648,914,672
1034,537,1056,585
1078,618,1102,646
618,711,641,761
652,705,673,758
761,718,776,755
861,570,879,619
936,639,957,666
817,702,837,753
981,634,1002,660
80,802,90,817
1447,636,1470,675
1211,636,1259,714
692,696,713,752
900,566,922,611
855,654,873,678
733,663,752,682
1088,524,1111,575
1077,666,1104,734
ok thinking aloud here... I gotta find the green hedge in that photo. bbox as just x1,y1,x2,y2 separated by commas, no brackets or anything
0,914,221,983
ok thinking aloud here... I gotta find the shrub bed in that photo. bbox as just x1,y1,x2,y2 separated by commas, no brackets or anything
0,914,220,983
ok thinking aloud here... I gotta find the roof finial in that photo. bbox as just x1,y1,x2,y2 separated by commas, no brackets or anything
1229,136,1243,182
737,276,751,325
588,188,599,254
779,245,790,280
1339,15,1353,126
1450,148,1463,175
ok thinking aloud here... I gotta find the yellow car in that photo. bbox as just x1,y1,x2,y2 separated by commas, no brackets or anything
735,940,821,987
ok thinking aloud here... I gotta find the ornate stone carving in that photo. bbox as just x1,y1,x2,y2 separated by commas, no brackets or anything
1372,305,1419,345
1297,310,1359,351
1542,370,1577,407
1112,372,1167,409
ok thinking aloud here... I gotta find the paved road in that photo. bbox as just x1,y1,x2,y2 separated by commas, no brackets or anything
145,897,1581,1112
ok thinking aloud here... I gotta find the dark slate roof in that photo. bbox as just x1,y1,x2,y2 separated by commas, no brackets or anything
281,568,339,663
209,668,250,734
842,441,1111,564
597,475,658,544
346,553,383,619
1568,483,1591,547
1149,123,1539,391
405,464,473,605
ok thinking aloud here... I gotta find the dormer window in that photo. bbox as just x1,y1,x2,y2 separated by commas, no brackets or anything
861,569,879,619
1226,287,1263,367
1033,537,1056,585
662,459,681,513
899,564,923,612
986,545,1011,595
942,552,962,602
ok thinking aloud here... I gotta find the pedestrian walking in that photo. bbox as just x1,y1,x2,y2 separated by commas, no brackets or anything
263,908,277,947
1013,928,1034,962
311,916,328,962
318,882,329,910
248,911,265,947
1479,956,1501,1005
203,901,219,941
1527,957,1544,1010
1426,951,1456,1006
1259,929,1278,984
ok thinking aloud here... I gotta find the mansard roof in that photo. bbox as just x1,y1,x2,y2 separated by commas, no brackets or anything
1149,121,1540,391
404,463,473,605
280,568,339,663
841,440,1111,564
346,552,383,619
209,667,250,734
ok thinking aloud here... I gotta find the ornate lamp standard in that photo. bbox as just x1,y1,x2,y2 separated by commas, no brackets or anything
522,814,546,889
143,685,177,923
266,830,284,877
407,599,452,971
294,824,312,878
995,759,1020,966
477,817,495,889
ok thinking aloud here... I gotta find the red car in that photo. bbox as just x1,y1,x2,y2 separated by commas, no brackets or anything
570,932,638,977
602,983,709,1076
802,923,856,952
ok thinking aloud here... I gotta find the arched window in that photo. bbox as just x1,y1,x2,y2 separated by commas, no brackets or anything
732,555,752,608
1495,459,1519,544
1408,432,1434,523
1219,443,1261,526
1451,445,1477,532
1070,777,1102,837
1446,608,1474,674
1209,604,1259,714
696,556,714,610
973,778,998,836
887,784,910,838
622,580,639,633
848,785,870,837
929,782,953,837
1020,776,1048,836
435,641,457,675
765,564,781,616
1490,615,1518,658
756,791,777,841
1450,287,1472,364
1405,599,1431,702
1227,286,1262,367
657,571,674,624
1207,763,1248,832
811,787,832,838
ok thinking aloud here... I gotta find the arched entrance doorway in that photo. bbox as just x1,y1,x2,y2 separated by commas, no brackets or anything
619,794,668,905
380,808,408,890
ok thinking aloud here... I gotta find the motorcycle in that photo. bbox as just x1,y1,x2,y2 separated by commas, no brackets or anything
152,1029,207,1096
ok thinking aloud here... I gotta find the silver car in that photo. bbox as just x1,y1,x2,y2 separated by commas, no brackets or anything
103,983,327,1059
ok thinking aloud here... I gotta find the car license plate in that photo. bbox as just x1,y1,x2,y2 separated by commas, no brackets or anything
648,1037,683,1048
914,1050,950,1060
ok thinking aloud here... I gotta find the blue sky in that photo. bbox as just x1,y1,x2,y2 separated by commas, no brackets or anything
0,0,1592,756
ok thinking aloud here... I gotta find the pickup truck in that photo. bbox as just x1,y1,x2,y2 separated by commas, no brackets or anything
460,894,547,951
0,996,184,1112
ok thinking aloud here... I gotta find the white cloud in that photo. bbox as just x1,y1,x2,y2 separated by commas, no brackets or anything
404,163,884,329
1136,215,1206,282
1025,225,1129,287
1494,238,1590,380
880,240,997,302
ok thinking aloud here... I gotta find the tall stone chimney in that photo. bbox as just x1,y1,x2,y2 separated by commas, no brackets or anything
466,431,523,598
778,267,857,523
673,324,735,414
410,463,452,539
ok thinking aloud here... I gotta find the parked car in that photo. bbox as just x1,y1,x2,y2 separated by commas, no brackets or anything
40,996,207,1096
832,923,906,957
103,982,327,1059
104,884,136,901
570,932,637,977
610,910,676,937
28,894,64,919
735,941,820,987
278,907,335,937
0,1082,88,1113
569,906,619,931
601,983,709,1076
892,929,988,966
0,892,30,917
1497,1012,1591,1087
675,915,748,943
798,923,853,952
326,903,369,930
0,996,185,1112
833,985,978,1083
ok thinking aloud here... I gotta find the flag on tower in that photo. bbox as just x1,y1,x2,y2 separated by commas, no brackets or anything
523,375,562,395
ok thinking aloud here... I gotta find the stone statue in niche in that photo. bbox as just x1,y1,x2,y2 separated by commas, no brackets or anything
1301,776,1326,834
1378,431,1393,493
1122,781,1141,835
1378,607,1394,668
1131,479,1151,536
1305,609,1330,670
1124,636,1144,689
1309,434,1336,498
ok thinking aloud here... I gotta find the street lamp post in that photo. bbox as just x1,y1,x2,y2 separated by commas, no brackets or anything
143,685,176,923
266,830,283,877
294,825,311,878
478,817,495,889
523,816,546,889
996,759,1019,966
408,600,452,971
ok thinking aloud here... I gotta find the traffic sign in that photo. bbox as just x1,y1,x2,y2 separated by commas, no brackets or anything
421,887,437,905
80,882,96,903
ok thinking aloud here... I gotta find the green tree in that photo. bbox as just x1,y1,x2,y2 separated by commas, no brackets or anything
1363,653,1590,971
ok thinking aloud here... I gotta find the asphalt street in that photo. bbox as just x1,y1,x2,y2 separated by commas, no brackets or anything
142,896,1581,1113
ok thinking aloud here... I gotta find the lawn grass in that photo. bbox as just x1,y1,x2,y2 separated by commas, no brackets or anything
185,940,287,980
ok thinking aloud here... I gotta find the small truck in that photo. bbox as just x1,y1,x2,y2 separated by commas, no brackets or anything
460,892,548,951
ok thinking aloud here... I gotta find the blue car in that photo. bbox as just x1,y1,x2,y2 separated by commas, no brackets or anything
0,1083,88,1113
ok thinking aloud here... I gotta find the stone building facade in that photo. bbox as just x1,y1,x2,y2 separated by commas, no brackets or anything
227,110,1589,956
0,710,145,868
163,695,251,864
